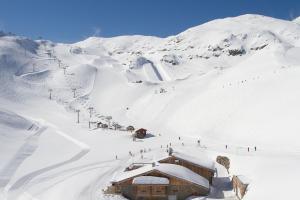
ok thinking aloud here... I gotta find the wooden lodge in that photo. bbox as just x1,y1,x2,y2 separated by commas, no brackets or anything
97,122,108,129
110,163,210,200
158,152,215,184
127,125,135,132
134,128,147,139
232,175,250,199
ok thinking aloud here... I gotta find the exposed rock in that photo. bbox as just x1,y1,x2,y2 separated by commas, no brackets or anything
160,54,180,65
250,44,268,50
228,48,246,56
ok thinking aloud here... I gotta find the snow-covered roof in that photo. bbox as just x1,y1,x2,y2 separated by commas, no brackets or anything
159,151,215,171
112,164,153,183
236,175,251,184
132,176,169,185
155,164,209,188
112,163,209,189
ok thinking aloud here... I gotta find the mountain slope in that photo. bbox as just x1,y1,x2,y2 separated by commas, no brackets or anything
0,14,300,200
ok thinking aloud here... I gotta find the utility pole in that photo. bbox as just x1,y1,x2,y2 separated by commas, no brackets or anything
32,63,36,72
76,110,80,123
63,65,69,75
88,107,93,118
58,59,61,68
72,88,77,98
48,89,53,100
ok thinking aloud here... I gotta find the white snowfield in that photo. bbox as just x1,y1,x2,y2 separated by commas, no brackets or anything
0,14,300,200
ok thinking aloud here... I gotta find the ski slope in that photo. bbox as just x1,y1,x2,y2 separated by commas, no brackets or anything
0,14,300,200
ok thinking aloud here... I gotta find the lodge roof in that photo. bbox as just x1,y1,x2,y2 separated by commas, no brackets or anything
111,163,209,189
136,128,147,132
235,175,251,185
132,176,169,185
158,151,215,171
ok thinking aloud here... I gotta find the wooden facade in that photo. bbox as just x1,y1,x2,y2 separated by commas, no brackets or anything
112,170,209,200
97,122,108,129
135,128,147,139
232,175,249,199
158,156,215,184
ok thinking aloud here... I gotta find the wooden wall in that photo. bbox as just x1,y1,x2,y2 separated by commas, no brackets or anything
113,170,209,200
232,176,248,199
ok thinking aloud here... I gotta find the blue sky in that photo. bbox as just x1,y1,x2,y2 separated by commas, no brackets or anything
0,0,299,42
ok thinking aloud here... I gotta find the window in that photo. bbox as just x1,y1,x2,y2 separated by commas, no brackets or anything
152,186,166,196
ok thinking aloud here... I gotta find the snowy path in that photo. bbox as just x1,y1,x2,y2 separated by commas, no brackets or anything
5,126,90,200
0,126,47,189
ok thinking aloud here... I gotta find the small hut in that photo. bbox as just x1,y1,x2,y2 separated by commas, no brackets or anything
98,123,108,129
112,123,122,130
97,122,102,128
126,125,135,132
134,128,147,139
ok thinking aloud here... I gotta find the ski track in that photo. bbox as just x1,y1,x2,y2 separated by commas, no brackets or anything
5,128,90,200
0,126,47,188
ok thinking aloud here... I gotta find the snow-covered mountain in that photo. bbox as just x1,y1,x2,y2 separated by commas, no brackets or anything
1,14,300,200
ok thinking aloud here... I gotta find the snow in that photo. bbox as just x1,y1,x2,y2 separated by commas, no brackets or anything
132,176,169,185
112,165,153,183
236,175,250,185
0,14,300,200
154,164,209,189
170,151,215,171
292,16,300,25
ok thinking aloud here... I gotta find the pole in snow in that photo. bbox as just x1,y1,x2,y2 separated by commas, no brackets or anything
88,107,93,118
76,110,80,123
64,65,69,74
32,63,36,72
72,88,77,98
48,89,53,100
63,67,67,75
57,59,61,68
